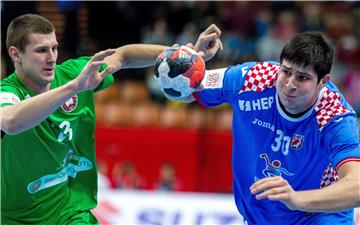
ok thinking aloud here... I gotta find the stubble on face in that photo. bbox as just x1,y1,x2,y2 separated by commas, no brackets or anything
18,32,58,93
276,60,324,115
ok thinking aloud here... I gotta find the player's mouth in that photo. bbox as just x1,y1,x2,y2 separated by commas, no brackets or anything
282,91,296,98
43,67,54,74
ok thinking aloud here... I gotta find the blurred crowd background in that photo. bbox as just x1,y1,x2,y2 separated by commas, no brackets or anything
1,1,359,193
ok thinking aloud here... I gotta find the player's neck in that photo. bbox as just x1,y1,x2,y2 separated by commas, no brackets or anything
15,70,51,94
278,97,315,118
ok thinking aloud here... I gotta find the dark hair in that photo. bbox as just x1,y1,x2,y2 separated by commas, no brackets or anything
6,14,55,52
280,32,333,82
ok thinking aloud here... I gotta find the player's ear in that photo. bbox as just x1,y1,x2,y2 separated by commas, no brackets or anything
319,74,330,88
8,46,22,64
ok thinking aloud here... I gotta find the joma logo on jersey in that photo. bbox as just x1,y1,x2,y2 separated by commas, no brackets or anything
252,118,275,132
61,95,78,112
238,96,274,111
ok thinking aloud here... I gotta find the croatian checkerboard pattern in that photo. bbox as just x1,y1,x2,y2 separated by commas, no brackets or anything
315,89,350,131
240,62,279,93
320,164,339,188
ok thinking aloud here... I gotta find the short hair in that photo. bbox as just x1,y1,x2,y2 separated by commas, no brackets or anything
6,14,55,52
280,32,333,82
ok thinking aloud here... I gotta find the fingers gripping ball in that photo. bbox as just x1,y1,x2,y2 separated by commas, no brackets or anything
154,45,205,98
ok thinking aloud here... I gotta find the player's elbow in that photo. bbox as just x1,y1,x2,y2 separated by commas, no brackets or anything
356,186,360,207
348,177,360,208
1,114,23,135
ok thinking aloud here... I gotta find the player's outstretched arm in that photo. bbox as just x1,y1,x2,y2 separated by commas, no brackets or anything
104,44,168,72
250,161,360,212
0,49,116,135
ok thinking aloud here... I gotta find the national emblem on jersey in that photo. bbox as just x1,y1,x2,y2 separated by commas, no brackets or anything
320,164,339,188
61,95,78,112
315,88,352,131
240,62,279,93
290,133,304,150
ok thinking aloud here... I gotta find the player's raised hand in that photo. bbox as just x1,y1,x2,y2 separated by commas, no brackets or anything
194,24,223,62
250,176,299,210
74,49,116,92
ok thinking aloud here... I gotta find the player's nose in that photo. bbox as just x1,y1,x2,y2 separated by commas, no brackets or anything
285,76,297,90
47,50,56,64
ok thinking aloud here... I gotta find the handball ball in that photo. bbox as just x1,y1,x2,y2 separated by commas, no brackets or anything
154,45,205,98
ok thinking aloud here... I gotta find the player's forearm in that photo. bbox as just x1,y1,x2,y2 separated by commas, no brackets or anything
293,176,360,212
105,44,167,70
0,81,79,135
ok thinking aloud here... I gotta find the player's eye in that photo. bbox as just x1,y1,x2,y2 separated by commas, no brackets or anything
282,69,291,76
52,45,58,51
36,48,47,53
297,75,309,81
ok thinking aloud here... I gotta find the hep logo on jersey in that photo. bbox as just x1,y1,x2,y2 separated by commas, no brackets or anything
61,95,78,112
290,133,304,150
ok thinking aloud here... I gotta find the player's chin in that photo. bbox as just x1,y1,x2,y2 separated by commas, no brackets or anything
39,75,54,86
44,74,54,81
281,99,299,112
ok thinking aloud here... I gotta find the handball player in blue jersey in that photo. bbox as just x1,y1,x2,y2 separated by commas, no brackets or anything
170,26,360,224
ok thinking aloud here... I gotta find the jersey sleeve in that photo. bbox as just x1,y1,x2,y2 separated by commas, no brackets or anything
0,84,23,107
195,62,257,108
59,56,114,93
323,114,360,172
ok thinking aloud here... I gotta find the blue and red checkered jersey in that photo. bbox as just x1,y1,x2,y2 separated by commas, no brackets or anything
194,61,360,225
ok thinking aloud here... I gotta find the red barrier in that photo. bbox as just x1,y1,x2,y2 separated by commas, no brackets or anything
95,125,233,192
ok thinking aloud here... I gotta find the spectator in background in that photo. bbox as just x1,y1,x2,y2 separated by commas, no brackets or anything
112,161,144,189
274,10,299,43
142,18,174,46
299,2,325,32
97,160,111,190
56,0,82,59
338,43,360,115
254,7,273,38
176,22,197,46
255,27,284,62
155,163,181,191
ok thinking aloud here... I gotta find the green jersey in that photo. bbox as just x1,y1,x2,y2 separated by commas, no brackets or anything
1,56,114,224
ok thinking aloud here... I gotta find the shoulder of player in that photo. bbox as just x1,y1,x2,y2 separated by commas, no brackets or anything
56,56,93,80
236,61,280,93
1,72,18,86
202,61,280,93
315,86,356,131
57,56,92,69
0,85,23,106
0,73,27,98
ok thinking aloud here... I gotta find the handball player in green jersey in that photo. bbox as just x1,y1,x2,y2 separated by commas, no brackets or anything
0,14,222,224
0,13,164,225
0,14,222,225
